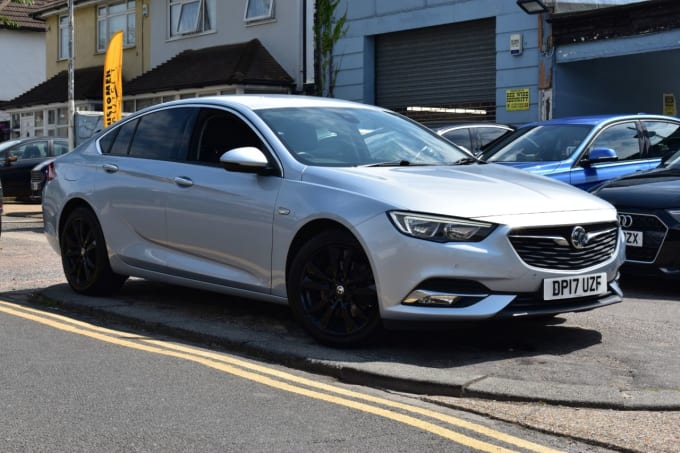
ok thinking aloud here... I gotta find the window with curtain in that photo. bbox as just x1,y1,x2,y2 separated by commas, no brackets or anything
169,0,215,37
244,0,274,23
97,1,136,52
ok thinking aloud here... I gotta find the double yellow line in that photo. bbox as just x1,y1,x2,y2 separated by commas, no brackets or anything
0,300,563,453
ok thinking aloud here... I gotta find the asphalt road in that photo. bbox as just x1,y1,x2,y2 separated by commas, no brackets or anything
1,201,679,452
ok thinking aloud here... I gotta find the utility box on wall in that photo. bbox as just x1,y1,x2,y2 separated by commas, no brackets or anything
510,33,523,56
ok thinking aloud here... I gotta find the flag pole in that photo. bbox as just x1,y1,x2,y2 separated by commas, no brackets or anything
67,0,75,150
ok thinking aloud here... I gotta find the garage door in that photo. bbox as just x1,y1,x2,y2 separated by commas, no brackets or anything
375,18,496,122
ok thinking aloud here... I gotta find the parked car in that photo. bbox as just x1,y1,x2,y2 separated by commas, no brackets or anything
42,95,625,347
30,158,55,202
0,136,69,200
428,122,514,154
0,176,3,237
590,149,680,279
479,114,680,190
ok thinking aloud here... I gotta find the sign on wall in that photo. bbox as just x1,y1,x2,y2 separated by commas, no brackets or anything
506,88,530,111
663,93,676,116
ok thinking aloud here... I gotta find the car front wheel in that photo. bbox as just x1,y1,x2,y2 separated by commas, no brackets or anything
60,206,127,296
287,229,381,347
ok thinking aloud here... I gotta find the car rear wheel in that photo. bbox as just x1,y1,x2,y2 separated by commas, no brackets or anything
287,229,381,347
60,206,127,295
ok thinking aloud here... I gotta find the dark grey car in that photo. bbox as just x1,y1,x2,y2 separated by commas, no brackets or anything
0,137,69,200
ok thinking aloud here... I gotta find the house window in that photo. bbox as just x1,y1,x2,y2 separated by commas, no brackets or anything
58,15,70,60
244,0,274,23
169,0,215,37
97,1,136,52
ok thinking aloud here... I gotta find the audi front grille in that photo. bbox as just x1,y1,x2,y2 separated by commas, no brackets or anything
618,212,668,263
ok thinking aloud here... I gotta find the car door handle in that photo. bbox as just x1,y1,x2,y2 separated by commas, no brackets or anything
103,163,119,173
174,176,193,187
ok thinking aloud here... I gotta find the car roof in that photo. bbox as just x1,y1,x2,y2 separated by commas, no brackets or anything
520,114,680,128
152,94,381,112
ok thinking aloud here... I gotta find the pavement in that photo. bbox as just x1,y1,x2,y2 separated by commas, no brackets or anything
3,200,680,414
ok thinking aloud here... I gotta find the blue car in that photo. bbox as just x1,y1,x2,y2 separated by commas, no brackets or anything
479,114,680,190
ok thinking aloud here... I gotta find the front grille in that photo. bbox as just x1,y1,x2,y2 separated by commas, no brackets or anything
508,222,618,271
619,212,668,263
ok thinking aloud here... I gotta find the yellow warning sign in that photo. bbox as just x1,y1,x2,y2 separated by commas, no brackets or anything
506,88,530,111
663,93,676,116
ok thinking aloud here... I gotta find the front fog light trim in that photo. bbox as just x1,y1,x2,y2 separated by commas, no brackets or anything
403,289,489,307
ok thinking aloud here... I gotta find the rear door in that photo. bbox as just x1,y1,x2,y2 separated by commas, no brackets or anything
94,107,196,268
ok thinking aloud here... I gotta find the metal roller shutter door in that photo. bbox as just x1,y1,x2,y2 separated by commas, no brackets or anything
376,18,496,121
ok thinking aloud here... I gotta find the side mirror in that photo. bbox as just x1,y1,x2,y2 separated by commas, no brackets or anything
220,146,275,175
581,147,617,167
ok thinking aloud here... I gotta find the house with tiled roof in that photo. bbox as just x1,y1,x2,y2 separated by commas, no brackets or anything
3,0,311,139
0,0,48,140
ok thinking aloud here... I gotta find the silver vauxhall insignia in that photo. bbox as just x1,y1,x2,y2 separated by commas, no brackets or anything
42,95,625,346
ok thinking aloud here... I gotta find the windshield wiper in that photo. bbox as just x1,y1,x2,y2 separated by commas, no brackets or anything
362,160,412,167
453,157,483,165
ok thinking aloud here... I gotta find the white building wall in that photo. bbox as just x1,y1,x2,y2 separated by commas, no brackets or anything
0,29,45,120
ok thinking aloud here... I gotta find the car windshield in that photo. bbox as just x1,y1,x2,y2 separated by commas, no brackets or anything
256,107,471,167
0,139,21,152
481,124,592,163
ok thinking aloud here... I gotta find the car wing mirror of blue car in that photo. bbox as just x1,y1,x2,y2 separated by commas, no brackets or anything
581,147,618,167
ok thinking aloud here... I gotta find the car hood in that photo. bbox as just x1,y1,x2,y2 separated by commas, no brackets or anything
594,168,680,208
300,163,613,219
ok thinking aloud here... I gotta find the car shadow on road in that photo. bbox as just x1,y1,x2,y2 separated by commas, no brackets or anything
619,275,679,301
53,279,605,373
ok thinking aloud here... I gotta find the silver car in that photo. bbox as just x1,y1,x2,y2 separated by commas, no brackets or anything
43,95,625,347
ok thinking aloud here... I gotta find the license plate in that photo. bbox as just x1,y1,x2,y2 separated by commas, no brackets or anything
623,230,643,247
543,273,606,300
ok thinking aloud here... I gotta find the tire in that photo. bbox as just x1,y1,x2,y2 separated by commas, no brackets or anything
60,206,127,296
287,229,381,347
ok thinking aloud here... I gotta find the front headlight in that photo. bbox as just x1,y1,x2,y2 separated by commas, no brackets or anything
388,211,496,243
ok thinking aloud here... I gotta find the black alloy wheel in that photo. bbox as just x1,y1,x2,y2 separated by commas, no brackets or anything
60,206,127,295
288,229,381,347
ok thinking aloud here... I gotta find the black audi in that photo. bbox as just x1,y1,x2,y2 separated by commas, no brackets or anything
591,150,680,279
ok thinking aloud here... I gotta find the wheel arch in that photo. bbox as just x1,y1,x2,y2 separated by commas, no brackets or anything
58,197,97,239
285,219,357,282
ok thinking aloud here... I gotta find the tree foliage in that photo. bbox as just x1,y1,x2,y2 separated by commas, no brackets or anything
0,0,34,29
314,0,347,97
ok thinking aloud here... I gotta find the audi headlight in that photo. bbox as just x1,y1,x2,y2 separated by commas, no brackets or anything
388,211,496,243
668,209,680,223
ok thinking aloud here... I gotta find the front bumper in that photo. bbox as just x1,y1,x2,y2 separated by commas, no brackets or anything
356,213,625,322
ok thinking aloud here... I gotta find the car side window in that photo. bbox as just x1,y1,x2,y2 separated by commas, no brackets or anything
192,108,263,165
53,141,70,156
643,121,680,159
105,119,138,156
442,129,472,151
128,108,196,161
588,122,641,161
15,141,48,159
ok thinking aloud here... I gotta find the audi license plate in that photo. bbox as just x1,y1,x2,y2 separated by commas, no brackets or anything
543,273,606,300
623,230,643,247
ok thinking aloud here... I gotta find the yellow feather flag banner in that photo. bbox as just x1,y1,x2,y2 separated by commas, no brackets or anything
103,30,123,128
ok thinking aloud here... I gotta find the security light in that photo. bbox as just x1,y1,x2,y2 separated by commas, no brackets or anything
517,0,549,14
